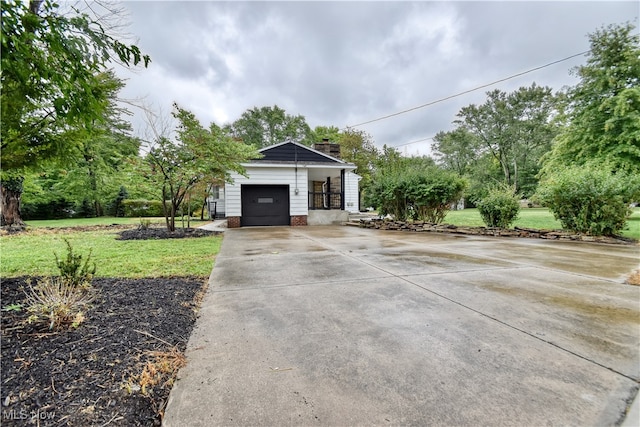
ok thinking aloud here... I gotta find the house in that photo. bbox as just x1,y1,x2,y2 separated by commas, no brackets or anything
208,140,361,227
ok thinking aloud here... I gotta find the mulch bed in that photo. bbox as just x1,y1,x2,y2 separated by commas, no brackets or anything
1,274,207,426
117,226,219,240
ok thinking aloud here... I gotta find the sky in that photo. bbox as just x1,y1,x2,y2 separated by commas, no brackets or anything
114,1,639,156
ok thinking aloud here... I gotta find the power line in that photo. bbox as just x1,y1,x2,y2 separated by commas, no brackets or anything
393,135,435,148
346,50,589,129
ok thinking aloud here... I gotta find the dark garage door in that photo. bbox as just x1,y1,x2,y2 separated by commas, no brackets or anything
241,185,290,226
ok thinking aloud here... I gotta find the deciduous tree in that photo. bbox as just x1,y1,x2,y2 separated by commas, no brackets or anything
454,84,558,195
226,105,312,148
145,104,260,232
0,0,149,226
541,22,640,174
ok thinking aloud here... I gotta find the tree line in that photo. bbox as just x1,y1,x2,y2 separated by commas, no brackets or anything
1,1,637,236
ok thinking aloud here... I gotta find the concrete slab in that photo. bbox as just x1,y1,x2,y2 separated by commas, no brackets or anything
164,226,640,427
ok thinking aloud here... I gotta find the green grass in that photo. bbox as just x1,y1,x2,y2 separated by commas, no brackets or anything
1,226,222,278
445,207,640,240
24,216,209,228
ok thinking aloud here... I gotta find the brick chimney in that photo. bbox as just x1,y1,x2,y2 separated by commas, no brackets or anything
313,138,341,159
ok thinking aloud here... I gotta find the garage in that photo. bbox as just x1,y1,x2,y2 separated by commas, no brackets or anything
241,185,290,226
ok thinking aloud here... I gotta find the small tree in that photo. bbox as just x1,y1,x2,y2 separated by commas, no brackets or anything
111,186,129,217
146,104,261,232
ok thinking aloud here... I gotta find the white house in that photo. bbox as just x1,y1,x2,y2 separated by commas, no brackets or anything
208,141,361,227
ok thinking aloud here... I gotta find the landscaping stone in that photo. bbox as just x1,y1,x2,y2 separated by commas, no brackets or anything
358,218,636,245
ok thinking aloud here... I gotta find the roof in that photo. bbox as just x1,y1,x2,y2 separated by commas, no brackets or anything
254,141,346,164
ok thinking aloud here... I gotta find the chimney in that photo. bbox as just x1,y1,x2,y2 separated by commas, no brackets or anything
313,139,341,159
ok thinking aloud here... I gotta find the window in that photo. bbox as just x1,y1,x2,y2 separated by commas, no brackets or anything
210,185,221,199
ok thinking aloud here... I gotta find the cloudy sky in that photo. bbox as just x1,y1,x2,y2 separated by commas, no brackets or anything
115,1,638,156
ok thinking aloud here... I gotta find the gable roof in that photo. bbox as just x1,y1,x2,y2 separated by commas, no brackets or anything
255,141,344,164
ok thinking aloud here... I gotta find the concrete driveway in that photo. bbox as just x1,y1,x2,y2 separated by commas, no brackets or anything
164,226,640,426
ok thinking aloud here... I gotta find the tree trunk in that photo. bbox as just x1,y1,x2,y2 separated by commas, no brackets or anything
162,185,175,232
0,179,26,228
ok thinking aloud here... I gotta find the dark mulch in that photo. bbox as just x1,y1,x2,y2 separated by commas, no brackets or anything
1,276,207,426
117,226,220,240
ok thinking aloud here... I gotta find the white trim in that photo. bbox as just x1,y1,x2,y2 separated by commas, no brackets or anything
240,162,357,172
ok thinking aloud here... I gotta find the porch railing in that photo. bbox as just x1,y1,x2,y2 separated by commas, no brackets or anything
308,191,342,210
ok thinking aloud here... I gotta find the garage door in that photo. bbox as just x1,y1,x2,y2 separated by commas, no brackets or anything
241,185,290,226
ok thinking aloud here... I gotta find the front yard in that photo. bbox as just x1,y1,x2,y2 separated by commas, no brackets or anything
1,223,221,426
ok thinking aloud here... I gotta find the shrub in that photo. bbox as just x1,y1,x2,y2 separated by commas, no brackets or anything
75,198,97,218
25,241,97,331
369,166,466,223
477,186,520,228
535,165,639,236
407,168,467,223
24,276,95,331
123,199,164,217
21,198,75,220
55,239,96,287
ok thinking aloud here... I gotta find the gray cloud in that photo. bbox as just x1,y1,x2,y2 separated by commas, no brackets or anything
117,1,638,155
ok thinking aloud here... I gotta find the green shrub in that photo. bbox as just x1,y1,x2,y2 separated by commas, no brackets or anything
535,165,639,236
407,169,467,223
123,199,164,217
55,239,96,286
477,187,520,228
369,166,466,223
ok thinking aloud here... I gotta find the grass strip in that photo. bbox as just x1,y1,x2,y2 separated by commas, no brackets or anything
1,228,222,278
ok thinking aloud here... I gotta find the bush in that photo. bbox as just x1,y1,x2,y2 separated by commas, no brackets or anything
55,239,96,287
535,166,639,236
24,241,97,331
75,198,97,218
477,186,520,228
369,166,466,223
407,169,467,223
24,276,96,331
21,198,75,220
123,199,164,217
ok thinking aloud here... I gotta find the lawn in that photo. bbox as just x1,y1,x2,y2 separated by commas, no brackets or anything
23,216,208,228
1,219,222,426
444,207,640,240
1,221,222,278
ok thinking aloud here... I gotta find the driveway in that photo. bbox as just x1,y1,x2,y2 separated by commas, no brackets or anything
164,226,640,426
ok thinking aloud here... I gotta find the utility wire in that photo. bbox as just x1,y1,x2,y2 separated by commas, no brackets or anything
393,136,435,148
346,50,589,129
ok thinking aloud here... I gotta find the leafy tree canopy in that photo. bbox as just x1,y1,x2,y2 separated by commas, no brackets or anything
541,22,640,174
1,0,149,172
1,0,149,226
225,105,312,148
454,84,559,194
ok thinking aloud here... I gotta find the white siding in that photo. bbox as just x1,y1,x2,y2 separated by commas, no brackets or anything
344,172,361,213
225,167,309,216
